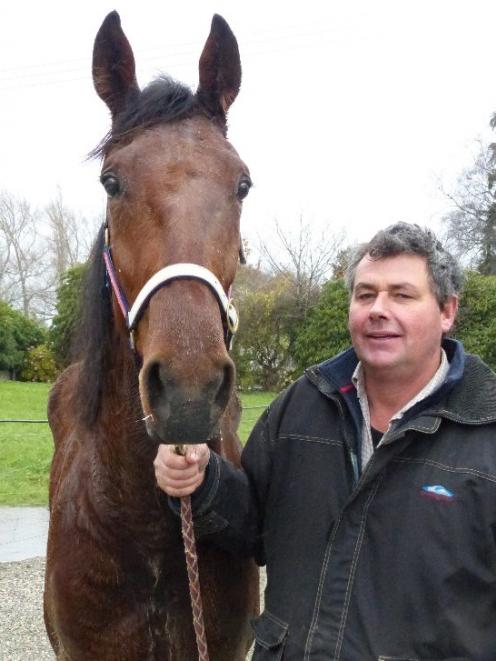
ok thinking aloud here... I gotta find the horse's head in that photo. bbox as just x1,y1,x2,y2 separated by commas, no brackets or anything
92,12,250,444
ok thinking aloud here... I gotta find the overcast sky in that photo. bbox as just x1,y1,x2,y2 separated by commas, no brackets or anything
1,0,495,254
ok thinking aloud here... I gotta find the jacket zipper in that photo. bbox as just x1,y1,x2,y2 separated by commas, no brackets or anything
331,394,360,487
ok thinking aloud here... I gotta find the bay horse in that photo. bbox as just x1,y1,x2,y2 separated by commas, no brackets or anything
44,11,259,660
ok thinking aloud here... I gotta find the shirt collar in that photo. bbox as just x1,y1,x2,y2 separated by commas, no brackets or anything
352,348,449,423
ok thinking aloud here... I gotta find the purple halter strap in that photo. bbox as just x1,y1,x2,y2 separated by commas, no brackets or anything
102,226,239,351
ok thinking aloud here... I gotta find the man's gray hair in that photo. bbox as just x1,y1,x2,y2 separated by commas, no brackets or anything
345,222,463,306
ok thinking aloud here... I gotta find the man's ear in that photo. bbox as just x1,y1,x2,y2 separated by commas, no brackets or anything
441,295,459,334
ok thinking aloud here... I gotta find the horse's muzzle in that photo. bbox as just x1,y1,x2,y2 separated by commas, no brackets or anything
140,358,234,444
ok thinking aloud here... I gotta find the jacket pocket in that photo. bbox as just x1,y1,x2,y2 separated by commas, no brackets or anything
251,610,289,660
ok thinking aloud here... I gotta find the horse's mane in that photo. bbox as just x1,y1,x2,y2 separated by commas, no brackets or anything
71,226,114,427
91,76,216,159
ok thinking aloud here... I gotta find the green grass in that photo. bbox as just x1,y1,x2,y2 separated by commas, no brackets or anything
0,382,276,506
238,391,276,442
0,381,53,506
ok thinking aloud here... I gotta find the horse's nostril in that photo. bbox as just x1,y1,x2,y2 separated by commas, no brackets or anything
146,361,171,410
214,363,234,412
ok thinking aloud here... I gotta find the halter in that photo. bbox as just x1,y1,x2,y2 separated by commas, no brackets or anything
102,225,239,352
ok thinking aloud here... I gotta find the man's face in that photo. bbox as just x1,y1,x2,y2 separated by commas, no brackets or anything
348,253,458,380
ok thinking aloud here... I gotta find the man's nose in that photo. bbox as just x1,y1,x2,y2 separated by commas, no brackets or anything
369,292,390,318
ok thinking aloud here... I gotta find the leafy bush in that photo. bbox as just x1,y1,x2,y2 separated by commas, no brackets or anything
0,306,19,372
454,271,496,370
292,279,350,371
20,343,58,382
49,263,87,367
0,301,45,375
232,278,294,390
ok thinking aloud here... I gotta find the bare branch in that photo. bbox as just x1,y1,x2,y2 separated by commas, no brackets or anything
259,216,345,318
440,139,496,273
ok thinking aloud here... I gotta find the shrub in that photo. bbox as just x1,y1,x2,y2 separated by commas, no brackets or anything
20,343,58,382
49,263,87,367
0,301,46,376
454,271,496,370
292,279,350,371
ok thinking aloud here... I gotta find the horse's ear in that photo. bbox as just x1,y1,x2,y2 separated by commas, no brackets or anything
197,15,241,119
92,11,140,118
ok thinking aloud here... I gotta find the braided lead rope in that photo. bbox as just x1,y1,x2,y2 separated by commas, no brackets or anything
175,445,210,661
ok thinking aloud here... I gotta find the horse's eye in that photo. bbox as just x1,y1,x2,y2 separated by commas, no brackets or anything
237,178,252,201
100,172,121,197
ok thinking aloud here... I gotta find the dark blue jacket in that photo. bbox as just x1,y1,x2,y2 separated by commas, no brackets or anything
188,339,496,660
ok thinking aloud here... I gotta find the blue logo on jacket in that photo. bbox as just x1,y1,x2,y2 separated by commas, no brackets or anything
421,484,455,502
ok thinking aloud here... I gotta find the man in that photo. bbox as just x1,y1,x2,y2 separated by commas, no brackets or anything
155,222,496,660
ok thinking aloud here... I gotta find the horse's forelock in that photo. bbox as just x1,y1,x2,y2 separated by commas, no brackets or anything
90,76,218,160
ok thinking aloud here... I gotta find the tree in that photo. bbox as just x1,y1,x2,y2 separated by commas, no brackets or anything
231,221,347,389
49,263,87,368
45,188,98,281
441,139,496,273
292,278,350,371
260,217,345,321
0,192,48,317
233,262,274,299
331,247,354,280
258,217,346,372
20,343,58,382
0,189,99,322
0,303,19,372
0,300,45,376
40,190,101,320
453,271,496,371
231,275,294,390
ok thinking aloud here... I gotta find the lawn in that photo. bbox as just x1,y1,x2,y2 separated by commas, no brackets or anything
237,390,276,442
0,381,276,506
0,381,53,506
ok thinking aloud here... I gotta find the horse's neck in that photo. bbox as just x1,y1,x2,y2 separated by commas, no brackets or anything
96,342,154,469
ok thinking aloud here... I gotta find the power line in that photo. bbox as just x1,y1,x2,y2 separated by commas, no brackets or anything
0,23,338,92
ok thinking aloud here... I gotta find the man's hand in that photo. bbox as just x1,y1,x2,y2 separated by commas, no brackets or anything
154,443,210,497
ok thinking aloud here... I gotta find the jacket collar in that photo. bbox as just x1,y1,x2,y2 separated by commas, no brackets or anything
306,338,496,427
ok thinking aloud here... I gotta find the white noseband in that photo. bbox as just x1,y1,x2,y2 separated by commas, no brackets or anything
127,262,239,335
